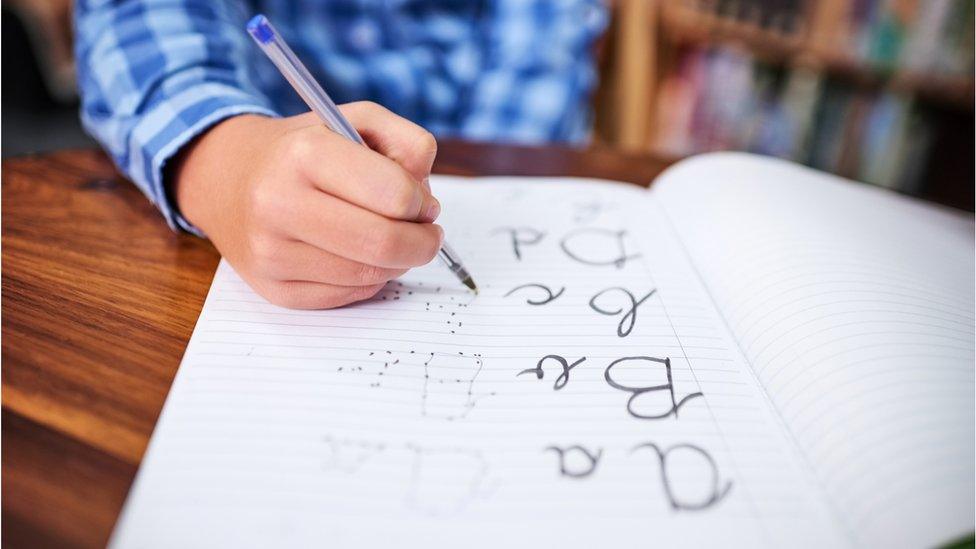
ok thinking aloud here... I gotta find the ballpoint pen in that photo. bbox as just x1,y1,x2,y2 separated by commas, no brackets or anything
246,14,478,293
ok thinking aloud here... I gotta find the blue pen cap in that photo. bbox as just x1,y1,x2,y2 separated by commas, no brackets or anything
247,14,275,44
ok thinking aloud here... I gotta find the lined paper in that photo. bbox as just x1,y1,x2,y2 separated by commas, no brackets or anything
111,176,846,548
656,153,976,549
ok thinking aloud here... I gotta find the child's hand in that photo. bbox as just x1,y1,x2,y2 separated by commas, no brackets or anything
171,102,443,309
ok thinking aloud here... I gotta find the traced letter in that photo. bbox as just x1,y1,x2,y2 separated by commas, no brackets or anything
491,227,545,260
589,287,656,337
504,283,566,306
559,228,640,268
632,442,732,511
519,354,586,390
604,356,702,419
545,445,603,478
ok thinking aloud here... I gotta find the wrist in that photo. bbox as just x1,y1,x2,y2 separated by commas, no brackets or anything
168,114,278,234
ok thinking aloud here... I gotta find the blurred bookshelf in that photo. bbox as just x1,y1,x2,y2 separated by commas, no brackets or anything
594,0,975,210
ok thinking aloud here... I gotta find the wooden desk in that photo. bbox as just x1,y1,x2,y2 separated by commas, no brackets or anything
1,142,671,548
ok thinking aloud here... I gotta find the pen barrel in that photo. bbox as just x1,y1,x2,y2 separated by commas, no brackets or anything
248,16,363,144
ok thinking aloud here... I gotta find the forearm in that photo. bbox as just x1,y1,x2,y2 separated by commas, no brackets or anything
168,114,275,236
74,0,276,232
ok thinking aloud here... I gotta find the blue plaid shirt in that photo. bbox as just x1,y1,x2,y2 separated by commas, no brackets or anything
74,0,607,232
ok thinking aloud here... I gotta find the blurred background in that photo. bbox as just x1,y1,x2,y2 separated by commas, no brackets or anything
3,0,974,210
2,0,94,155
592,0,974,210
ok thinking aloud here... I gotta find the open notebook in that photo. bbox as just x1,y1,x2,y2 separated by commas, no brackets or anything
111,153,974,548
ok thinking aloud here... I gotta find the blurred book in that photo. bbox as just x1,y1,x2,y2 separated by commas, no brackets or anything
654,46,947,193
652,0,972,194
692,0,975,76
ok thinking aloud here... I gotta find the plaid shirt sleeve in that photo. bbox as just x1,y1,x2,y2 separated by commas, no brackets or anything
460,0,607,144
74,0,277,233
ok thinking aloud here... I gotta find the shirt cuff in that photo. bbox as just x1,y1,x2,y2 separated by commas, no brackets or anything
133,85,279,235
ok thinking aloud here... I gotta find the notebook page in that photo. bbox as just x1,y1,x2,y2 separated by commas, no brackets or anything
111,176,847,548
654,153,975,549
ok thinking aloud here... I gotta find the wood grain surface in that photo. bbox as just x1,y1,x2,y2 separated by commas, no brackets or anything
1,142,671,548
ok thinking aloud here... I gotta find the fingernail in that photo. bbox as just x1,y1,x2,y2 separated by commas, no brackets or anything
422,196,441,223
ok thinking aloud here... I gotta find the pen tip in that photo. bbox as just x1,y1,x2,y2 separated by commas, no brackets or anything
462,276,478,294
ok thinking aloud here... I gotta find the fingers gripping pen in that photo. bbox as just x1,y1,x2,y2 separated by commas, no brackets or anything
246,14,478,292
